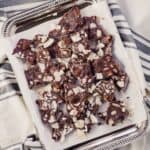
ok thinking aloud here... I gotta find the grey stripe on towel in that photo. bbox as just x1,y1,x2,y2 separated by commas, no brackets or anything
108,0,150,84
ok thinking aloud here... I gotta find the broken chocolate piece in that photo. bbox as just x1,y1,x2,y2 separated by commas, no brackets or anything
96,79,115,102
13,39,32,55
99,101,129,126
59,6,81,33
25,66,44,88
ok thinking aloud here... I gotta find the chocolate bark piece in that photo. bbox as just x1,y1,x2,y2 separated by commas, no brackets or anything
96,79,115,102
70,61,92,78
13,39,37,65
92,55,121,78
25,66,44,88
59,6,81,33
13,39,32,55
44,60,66,83
70,61,94,86
36,90,64,124
99,101,129,126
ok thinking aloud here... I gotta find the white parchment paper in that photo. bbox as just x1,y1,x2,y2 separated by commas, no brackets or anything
1,1,147,150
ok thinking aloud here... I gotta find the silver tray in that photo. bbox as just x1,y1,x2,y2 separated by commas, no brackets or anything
1,0,149,149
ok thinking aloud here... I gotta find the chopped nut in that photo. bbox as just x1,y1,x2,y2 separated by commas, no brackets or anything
97,30,102,38
90,23,97,29
90,114,98,124
117,80,125,88
97,49,104,57
43,38,54,48
75,120,85,129
111,110,117,115
71,32,81,42
69,109,78,116
96,73,103,80
78,43,90,55
51,122,59,129
48,115,56,123
58,40,66,48
97,42,105,49
95,96,102,105
88,84,96,93
53,70,64,82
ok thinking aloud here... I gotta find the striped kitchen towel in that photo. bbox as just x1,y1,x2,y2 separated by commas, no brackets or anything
0,58,20,101
108,0,150,87
0,0,149,149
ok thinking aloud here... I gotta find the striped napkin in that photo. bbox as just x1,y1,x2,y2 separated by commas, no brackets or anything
108,0,150,88
0,0,149,149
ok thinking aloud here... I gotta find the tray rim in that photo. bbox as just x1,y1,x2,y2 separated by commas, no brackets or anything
1,0,149,149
